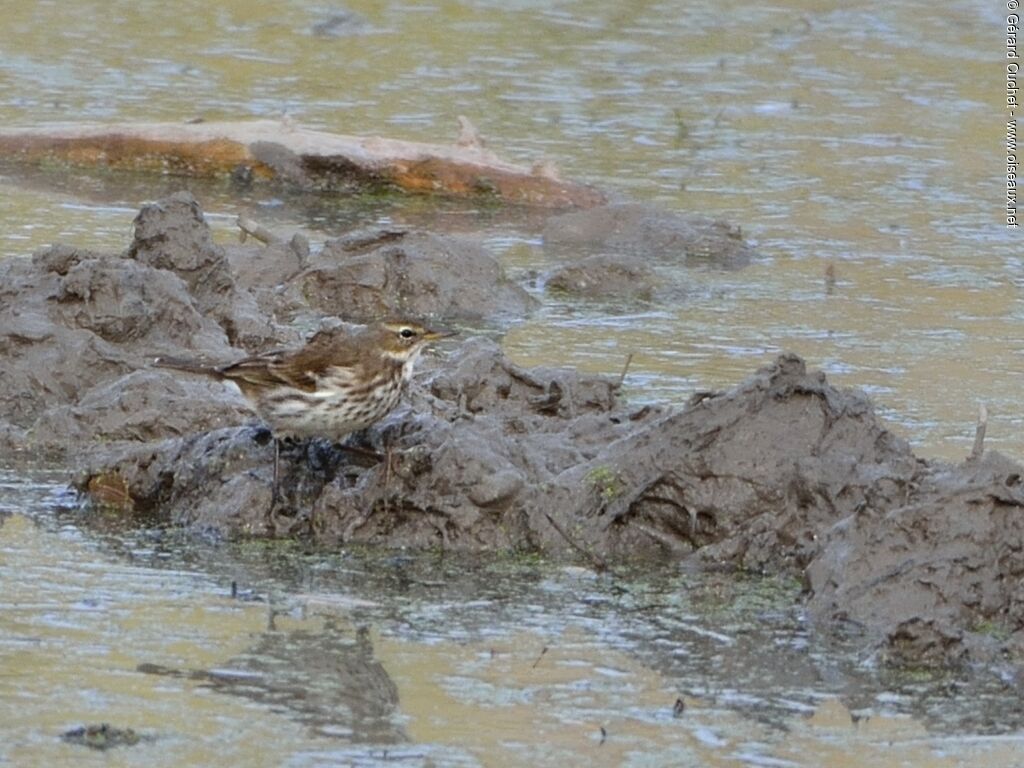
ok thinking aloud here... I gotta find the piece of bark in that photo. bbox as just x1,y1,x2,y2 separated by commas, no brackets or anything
0,119,605,208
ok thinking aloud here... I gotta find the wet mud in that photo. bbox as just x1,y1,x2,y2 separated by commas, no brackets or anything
541,203,755,301
2,193,1022,669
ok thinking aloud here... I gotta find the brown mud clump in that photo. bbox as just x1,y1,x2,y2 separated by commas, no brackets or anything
805,450,1024,666
541,203,756,301
292,229,537,323
2,193,1023,670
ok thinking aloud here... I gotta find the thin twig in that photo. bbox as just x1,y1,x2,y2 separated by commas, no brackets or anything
455,115,486,149
616,352,634,390
968,403,988,463
541,510,608,572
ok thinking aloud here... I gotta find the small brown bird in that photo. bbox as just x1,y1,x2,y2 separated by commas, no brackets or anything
156,320,452,505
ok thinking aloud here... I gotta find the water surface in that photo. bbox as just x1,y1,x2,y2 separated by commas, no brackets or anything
4,469,1024,766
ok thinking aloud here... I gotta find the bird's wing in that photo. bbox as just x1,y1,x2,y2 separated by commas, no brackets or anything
217,350,317,392
218,330,366,392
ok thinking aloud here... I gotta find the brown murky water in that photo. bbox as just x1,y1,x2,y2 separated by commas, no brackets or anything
5,468,1024,766
1,1,1021,764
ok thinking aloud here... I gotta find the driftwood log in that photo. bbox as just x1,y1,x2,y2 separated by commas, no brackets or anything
0,118,605,208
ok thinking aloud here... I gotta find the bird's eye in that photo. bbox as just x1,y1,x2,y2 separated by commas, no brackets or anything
399,328,416,339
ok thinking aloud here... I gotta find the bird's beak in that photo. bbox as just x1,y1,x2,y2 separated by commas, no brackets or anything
423,327,458,341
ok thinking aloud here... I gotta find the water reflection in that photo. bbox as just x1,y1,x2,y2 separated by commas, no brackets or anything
140,622,404,744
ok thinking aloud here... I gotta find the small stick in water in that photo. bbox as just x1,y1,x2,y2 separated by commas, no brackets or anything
531,646,548,669
968,403,988,463
616,352,634,390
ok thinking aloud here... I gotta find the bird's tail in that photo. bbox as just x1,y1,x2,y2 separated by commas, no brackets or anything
153,356,223,377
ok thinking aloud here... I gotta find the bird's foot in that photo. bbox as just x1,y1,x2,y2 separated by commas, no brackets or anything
334,443,385,464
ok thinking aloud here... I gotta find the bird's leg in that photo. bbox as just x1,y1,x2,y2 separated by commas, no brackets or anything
382,441,393,516
385,441,397,479
271,437,281,511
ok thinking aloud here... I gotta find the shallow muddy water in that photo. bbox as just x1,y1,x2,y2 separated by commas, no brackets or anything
4,468,1024,767
0,0,1020,764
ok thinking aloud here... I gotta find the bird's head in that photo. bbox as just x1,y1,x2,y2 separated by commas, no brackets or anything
378,321,455,362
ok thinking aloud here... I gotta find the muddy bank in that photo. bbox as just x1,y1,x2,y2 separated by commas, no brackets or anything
0,192,532,453
78,351,907,563
1,193,1023,670
70,345,1024,668
805,450,1024,666
0,193,757,453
